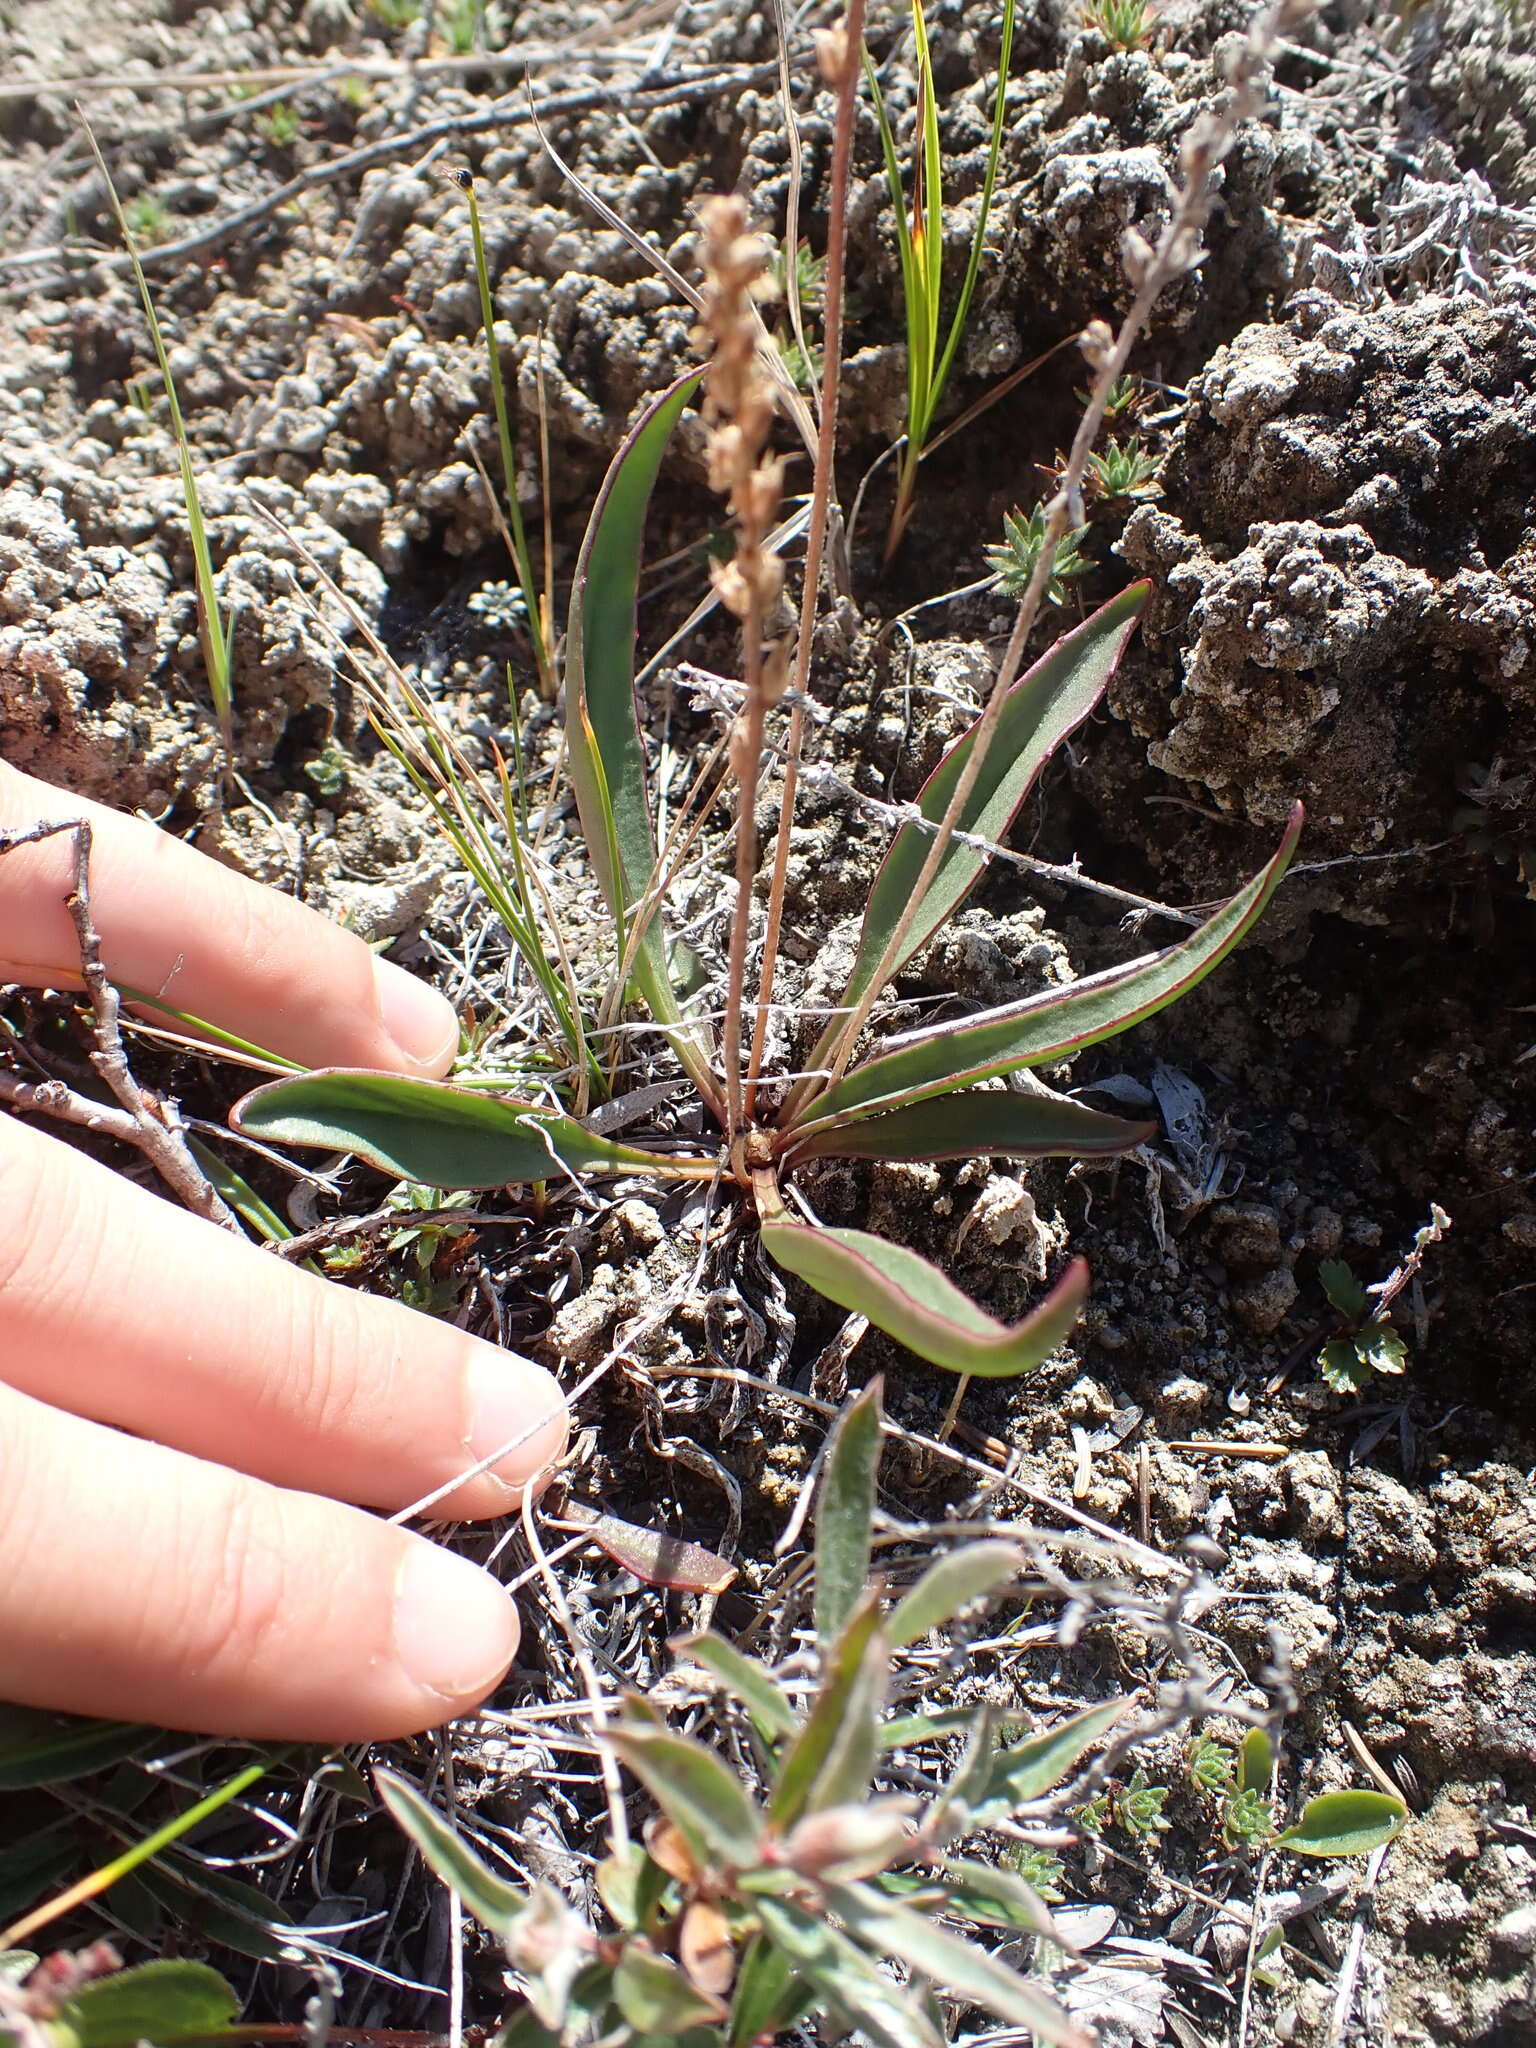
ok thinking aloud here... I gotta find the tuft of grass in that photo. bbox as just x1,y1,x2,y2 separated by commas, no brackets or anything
866,0,1018,559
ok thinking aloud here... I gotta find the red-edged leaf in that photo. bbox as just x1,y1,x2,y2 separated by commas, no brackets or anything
793,806,1302,1132
787,1087,1153,1165
762,1220,1088,1378
561,1505,737,1594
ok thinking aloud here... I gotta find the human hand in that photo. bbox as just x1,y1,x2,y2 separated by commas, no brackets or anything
0,762,568,1743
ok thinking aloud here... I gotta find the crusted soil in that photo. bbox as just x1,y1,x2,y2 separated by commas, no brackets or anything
1,2,1534,2045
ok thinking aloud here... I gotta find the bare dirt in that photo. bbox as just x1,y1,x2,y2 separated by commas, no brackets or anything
1,1,1534,2044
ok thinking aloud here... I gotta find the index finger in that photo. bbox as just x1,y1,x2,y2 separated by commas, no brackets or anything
0,762,457,1076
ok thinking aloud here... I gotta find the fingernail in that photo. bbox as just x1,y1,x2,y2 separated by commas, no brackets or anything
467,1354,569,1494
393,1543,519,1704
373,959,459,1075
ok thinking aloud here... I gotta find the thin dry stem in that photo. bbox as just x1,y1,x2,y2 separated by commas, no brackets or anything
746,2,868,1113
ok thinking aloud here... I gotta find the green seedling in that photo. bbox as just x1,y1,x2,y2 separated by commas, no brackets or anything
1084,371,1150,425
123,193,172,243
380,1383,1129,2048
467,576,530,631
84,129,233,756
1316,1206,1447,1393
443,0,489,54
1085,435,1162,503
231,367,1303,1389
1084,0,1157,51
1114,1767,1169,1843
866,0,1018,558
302,737,350,796
987,503,1091,604
366,0,420,26
254,102,300,148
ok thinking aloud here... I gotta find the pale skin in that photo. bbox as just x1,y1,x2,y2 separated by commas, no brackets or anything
0,761,569,1745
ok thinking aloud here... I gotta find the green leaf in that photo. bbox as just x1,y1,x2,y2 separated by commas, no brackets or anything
137,1859,295,1966
231,1070,694,1189
594,1843,651,1933
607,1720,763,1871
824,1882,1092,2047
931,1705,999,1831
0,1712,149,1790
887,1541,1024,1649
494,2009,562,2048
0,1832,78,1925
728,1932,812,2048
796,806,1303,1131
929,1857,1060,1938
612,1944,725,2034
565,373,712,1068
754,1895,947,2048
1274,1790,1407,1859
970,1698,1130,1825
671,1633,799,1742
770,1594,885,1831
376,1772,529,1935
879,1706,987,1750
789,1086,1154,1167
53,1961,239,2048
763,1221,1088,1379
806,587,1148,1080
1318,1258,1368,1321
1359,1324,1408,1376
1318,1338,1372,1393
816,1381,882,1649
1238,1728,1274,1795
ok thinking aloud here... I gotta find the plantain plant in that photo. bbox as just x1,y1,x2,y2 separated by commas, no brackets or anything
230,359,1301,1385
376,1382,1133,2048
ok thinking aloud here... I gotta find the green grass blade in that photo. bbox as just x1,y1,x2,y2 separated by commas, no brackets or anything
0,1756,272,1950
462,173,551,695
794,584,1147,1096
800,804,1303,1130
862,48,926,450
564,374,704,1046
762,1222,1088,1378
84,126,232,748
788,1085,1153,1166
912,0,943,424
931,0,1016,407
230,1069,713,1188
